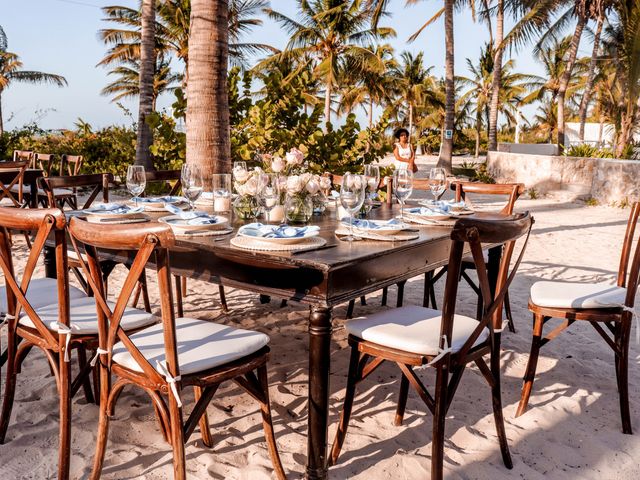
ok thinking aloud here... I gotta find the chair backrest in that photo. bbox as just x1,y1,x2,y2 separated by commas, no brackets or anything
0,160,28,206
143,169,182,196
12,150,33,163
0,207,70,351
616,202,640,309
60,154,84,176
439,212,533,363
33,153,56,176
67,218,178,388
40,173,113,210
452,181,525,215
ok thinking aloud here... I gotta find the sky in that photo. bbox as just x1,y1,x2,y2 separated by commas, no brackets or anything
2,0,594,131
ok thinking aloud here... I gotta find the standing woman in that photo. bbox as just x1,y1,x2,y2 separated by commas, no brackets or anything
393,128,417,172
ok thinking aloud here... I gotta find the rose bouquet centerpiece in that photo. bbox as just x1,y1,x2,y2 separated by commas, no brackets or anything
282,172,332,224
232,165,263,220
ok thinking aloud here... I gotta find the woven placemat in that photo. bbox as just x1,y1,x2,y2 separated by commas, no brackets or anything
335,227,419,242
402,215,457,227
230,235,326,252
86,216,150,225
174,227,234,238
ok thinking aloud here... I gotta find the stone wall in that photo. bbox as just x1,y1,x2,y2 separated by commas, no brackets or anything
497,143,559,156
487,151,640,204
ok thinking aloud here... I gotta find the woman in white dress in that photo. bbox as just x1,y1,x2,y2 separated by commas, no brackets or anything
393,128,417,172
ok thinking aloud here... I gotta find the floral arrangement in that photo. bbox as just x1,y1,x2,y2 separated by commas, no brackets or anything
261,147,306,176
233,165,263,196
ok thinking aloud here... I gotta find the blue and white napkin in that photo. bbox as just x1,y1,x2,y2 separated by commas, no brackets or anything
239,223,320,239
164,204,219,225
341,218,400,229
85,203,144,215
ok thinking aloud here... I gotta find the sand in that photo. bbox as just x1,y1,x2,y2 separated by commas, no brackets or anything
1,158,640,479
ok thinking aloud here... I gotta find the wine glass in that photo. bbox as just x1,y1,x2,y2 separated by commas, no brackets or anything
212,173,232,213
340,173,366,241
364,164,380,199
394,169,413,226
429,167,447,202
126,165,146,207
259,173,280,224
181,164,204,211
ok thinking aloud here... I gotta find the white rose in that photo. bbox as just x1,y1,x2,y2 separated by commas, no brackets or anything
319,176,332,190
306,179,320,195
286,175,303,194
271,156,285,173
244,175,259,196
235,182,247,196
233,167,250,183
345,174,363,190
286,148,305,165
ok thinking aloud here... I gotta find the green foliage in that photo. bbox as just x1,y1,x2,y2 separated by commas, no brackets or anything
584,197,598,206
147,110,185,170
527,187,539,200
565,144,615,159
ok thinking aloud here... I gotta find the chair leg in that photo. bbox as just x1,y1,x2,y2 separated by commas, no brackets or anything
431,367,449,480
174,275,184,318
180,276,187,297
394,373,410,426
346,299,355,319
381,286,388,306
256,364,286,480
58,352,72,480
0,330,18,443
516,313,545,417
489,340,513,468
616,324,632,434
359,296,367,306
328,345,360,467
396,281,406,308
168,394,186,480
77,346,96,404
219,285,229,313
504,290,516,333
194,386,213,448
131,282,143,309
90,365,111,480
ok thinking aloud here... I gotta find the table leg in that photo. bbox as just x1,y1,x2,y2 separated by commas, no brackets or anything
306,305,333,480
44,245,57,279
29,178,38,208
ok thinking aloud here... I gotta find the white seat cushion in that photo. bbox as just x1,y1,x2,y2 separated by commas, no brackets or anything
530,281,627,309
112,317,270,376
18,296,157,334
345,305,489,356
1,278,86,314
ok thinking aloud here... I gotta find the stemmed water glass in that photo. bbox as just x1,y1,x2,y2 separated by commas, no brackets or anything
429,167,447,202
126,165,146,207
394,169,413,226
259,173,279,224
340,173,366,241
181,164,204,211
364,164,380,200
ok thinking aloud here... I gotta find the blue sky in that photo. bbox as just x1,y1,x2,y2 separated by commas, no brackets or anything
2,0,592,131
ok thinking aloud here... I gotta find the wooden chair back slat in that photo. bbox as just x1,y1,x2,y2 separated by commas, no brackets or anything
617,202,640,307
33,153,56,176
60,154,83,176
12,150,33,163
0,160,28,206
40,173,113,210
441,213,533,361
143,169,182,196
453,182,525,215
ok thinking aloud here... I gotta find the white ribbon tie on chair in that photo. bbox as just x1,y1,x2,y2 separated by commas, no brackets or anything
54,322,75,362
425,335,452,368
90,348,110,367
156,360,183,408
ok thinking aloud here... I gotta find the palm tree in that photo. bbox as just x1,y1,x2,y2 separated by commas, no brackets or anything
186,0,230,177
389,51,433,139
487,0,504,151
0,25,67,134
264,0,395,131
135,0,156,169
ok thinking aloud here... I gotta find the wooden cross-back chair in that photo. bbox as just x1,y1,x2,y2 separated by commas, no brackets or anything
0,160,28,207
12,150,33,163
0,207,158,480
66,218,286,480
328,212,533,480
517,202,640,434
60,154,84,176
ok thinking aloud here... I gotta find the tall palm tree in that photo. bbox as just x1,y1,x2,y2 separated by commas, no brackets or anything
0,25,67,134
487,0,504,151
340,43,397,127
135,0,156,169
264,0,395,131
186,0,230,177
389,51,433,138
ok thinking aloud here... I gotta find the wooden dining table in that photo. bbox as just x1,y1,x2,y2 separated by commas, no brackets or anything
44,202,505,480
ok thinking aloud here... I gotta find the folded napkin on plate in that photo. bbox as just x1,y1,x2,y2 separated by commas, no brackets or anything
88,203,143,215
420,200,466,212
138,196,182,204
341,218,400,229
239,223,320,238
407,207,447,217
164,204,217,223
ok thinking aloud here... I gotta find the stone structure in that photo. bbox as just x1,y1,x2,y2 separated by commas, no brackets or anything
487,151,640,204
498,143,559,155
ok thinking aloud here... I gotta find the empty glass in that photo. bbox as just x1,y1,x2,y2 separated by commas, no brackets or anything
364,164,380,199
181,164,204,210
340,173,366,241
394,169,413,226
429,167,447,202
126,165,146,207
212,173,232,213
259,173,280,224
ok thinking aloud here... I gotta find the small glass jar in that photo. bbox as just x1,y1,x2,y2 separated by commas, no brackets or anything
284,194,313,224
233,194,260,220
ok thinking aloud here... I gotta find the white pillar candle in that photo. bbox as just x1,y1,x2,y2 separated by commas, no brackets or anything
270,205,285,223
214,196,231,212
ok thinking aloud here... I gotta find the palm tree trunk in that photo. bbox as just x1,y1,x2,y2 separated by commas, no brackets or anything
437,0,455,172
0,90,3,135
187,0,230,178
135,0,156,170
487,0,504,151
408,103,413,140
557,13,587,151
578,13,604,142
324,82,332,132
475,110,482,158
368,99,374,129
